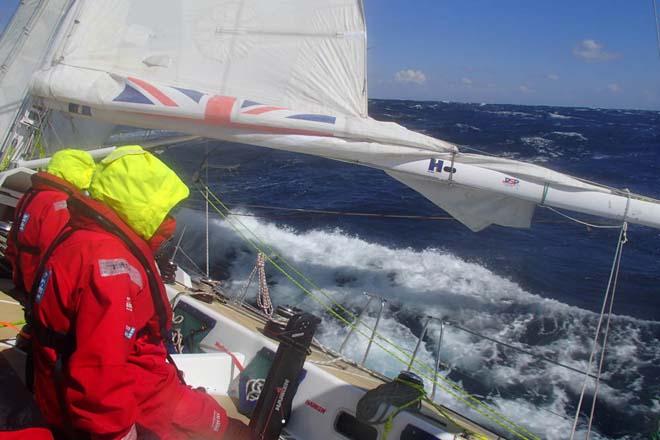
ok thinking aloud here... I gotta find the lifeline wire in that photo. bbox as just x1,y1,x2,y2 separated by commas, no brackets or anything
195,181,540,440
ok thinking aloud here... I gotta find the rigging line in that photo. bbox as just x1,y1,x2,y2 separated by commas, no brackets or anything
191,189,633,228
218,205,614,226
225,203,455,220
175,247,205,277
585,222,627,439
195,184,540,440
540,206,621,229
171,225,187,260
568,223,627,440
219,211,576,225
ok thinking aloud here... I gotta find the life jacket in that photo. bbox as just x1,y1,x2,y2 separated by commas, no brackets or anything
27,191,177,439
9,172,81,292
29,190,173,350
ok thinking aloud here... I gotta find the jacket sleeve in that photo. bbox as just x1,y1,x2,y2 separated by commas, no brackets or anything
64,256,142,440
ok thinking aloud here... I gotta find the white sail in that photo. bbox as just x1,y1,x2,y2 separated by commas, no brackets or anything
27,0,660,231
0,0,72,148
49,0,369,118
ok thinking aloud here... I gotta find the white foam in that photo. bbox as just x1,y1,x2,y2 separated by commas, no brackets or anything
548,112,572,120
175,208,659,440
455,123,482,132
549,131,588,142
483,110,536,118
520,136,563,159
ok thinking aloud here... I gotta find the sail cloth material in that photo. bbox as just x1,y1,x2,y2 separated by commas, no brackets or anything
0,0,71,147
27,0,660,230
51,0,369,118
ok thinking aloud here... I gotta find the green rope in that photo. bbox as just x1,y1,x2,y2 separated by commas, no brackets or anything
195,183,540,440
0,145,15,171
0,320,26,327
382,396,424,440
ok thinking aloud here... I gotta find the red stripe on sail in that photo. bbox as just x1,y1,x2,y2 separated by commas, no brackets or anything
242,106,286,115
204,96,236,125
128,77,178,107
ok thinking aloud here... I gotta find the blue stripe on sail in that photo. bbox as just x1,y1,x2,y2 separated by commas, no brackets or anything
286,114,336,124
241,100,262,108
174,87,204,103
113,84,154,105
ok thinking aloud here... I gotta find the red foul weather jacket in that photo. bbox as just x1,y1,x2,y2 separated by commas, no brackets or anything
31,193,228,440
6,172,78,293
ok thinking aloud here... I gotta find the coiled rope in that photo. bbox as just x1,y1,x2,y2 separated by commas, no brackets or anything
238,252,273,317
194,181,540,440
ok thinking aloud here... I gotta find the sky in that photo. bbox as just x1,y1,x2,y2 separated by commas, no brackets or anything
1,1,659,110
366,1,660,110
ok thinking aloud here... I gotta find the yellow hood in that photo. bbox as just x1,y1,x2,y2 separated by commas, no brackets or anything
46,149,96,190
89,145,189,240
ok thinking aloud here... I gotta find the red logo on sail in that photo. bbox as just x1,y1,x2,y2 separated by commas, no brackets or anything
503,177,520,186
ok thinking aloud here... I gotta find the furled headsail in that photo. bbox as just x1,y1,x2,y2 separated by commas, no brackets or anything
21,0,660,230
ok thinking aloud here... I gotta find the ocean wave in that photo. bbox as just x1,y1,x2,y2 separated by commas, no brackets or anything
520,136,563,159
455,123,482,132
549,131,588,142
482,110,537,118
548,112,572,120
175,208,660,440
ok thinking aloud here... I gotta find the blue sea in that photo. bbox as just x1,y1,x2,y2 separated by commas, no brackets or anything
162,100,660,440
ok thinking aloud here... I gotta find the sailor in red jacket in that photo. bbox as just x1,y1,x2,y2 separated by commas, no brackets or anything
30,146,250,439
6,149,95,294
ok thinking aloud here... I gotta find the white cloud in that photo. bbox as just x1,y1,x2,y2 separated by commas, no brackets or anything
394,69,427,85
519,85,534,93
573,39,620,62
607,83,622,93
461,77,473,86
546,73,559,81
